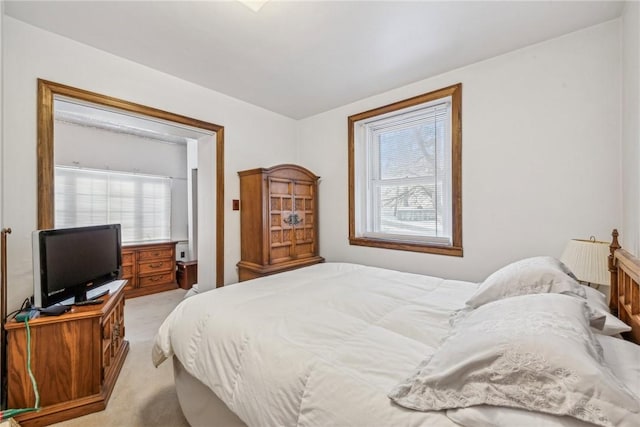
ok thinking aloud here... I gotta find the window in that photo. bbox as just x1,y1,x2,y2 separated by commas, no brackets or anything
55,166,172,243
348,84,462,256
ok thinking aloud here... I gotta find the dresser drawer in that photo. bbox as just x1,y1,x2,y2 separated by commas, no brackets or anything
138,248,174,261
138,259,173,274
121,265,133,278
121,251,134,266
139,272,174,287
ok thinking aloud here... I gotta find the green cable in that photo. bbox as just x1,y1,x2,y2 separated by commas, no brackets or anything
0,318,40,420
25,317,40,409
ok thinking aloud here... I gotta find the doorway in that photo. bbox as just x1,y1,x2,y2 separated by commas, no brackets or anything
37,79,225,287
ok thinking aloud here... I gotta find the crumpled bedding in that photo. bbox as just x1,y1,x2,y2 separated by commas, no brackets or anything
153,262,479,426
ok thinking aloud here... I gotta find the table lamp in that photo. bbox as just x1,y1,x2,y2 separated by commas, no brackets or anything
560,236,610,290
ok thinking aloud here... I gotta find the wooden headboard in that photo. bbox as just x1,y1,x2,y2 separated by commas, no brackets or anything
609,229,640,344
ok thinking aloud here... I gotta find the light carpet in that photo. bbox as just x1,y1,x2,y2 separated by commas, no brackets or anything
52,289,190,427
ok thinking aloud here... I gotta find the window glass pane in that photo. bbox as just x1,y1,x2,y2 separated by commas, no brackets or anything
370,110,449,241
379,120,443,180
54,166,171,243
375,183,444,237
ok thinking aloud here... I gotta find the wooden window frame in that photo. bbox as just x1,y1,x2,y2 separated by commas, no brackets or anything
348,83,463,257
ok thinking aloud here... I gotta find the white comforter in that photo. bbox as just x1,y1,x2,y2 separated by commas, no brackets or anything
153,263,479,426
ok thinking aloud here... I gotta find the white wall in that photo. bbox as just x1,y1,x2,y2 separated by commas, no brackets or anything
0,7,3,235
0,6,3,236
55,121,190,241
622,2,640,256
0,3,5,406
186,139,198,260
55,121,188,180
297,20,622,283
197,134,216,292
2,17,297,311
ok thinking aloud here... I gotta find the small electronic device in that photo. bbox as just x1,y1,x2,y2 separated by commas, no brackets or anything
39,305,71,316
32,224,122,308
74,299,103,306
15,308,40,321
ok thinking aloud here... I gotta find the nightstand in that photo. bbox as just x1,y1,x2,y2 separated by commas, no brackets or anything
176,260,198,289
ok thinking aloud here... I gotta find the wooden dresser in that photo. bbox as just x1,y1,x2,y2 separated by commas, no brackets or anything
6,281,128,426
121,241,178,298
237,164,324,281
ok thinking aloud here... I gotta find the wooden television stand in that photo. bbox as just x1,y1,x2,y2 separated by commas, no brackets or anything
5,281,129,426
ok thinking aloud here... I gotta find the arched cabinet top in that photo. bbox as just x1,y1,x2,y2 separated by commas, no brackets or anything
238,164,320,181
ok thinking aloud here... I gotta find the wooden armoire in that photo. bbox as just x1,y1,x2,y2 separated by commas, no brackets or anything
237,164,324,281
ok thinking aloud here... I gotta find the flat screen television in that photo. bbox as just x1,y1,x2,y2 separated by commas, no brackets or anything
32,224,122,308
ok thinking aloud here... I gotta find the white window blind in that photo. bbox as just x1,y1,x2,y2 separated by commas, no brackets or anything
55,166,171,243
355,99,453,245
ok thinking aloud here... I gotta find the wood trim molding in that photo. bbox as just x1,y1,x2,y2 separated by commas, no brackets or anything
216,128,225,286
609,228,621,314
347,83,463,257
349,237,463,257
37,81,55,229
37,79,226,287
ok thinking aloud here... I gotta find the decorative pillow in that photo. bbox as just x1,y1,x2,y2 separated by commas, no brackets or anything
466,256,585,308
450,301,606,332
445,328,640,427
388,294,640,427
582,285,631,336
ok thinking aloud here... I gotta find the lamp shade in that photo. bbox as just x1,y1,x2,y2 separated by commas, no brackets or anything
560,238,610,286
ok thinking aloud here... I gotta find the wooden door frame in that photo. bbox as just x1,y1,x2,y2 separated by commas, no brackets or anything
37,79,225,287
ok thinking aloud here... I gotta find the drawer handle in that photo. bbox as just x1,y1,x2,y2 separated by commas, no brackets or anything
149,262,163,268
150,276,162,282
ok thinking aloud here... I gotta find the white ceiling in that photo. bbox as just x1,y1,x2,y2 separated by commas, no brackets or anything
5,1,624,119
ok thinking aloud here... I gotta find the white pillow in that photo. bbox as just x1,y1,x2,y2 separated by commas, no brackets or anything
446,329,640,427
466,256,584,308
389,293,640,427
583,284,609,311
583,286,632,336
596,334,640,397
447,405,600,427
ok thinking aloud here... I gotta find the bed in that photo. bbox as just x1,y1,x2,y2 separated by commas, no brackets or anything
153,230,640,427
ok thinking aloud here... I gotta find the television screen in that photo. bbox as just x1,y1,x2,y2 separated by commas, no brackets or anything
33,224,122,307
